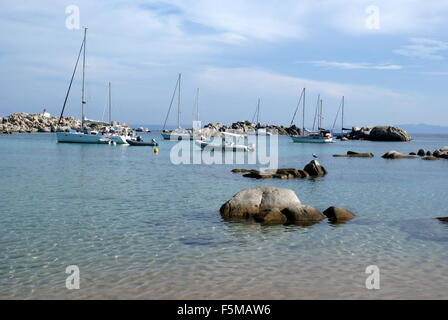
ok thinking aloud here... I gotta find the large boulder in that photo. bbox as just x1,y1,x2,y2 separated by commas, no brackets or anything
219,187,322,225
303,160,327,176
323,207,356,223
368,126,412,142
348,126,411,141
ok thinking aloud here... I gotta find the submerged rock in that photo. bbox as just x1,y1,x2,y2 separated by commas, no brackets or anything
422,156,442,161
381,150,416,159
323,207,356,223
333,151,374,158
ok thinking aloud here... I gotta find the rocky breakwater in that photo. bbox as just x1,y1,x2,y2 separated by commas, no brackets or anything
347,126,412,142
0,113,81,134
219,187,355,225
202,121,301,137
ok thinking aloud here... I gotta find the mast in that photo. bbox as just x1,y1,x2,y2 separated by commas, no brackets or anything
319,99,323,129
81,27,87,131
257,98,260,124
177,73,181,129
196,88,200,122
302,88,305,135
342,96,345,131
108,82,112,124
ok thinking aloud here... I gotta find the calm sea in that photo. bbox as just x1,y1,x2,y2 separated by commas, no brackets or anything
1,133,448,299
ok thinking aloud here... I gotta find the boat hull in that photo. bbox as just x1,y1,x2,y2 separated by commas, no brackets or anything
195,140,253,152
290,135,334,143
106,135,130,145
56,132,110,144
126,139,158,146
162,132,202,141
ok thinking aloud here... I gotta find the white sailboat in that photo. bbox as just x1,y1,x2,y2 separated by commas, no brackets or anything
331,96,351,138
56,27,110,144
290,88,333,143
102,82,133,144
161,75,203,141
246,98,272,136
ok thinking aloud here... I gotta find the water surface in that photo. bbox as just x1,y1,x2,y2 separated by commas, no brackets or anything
1,133,448,299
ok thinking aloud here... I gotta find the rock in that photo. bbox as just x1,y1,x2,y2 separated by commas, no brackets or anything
333,151,374,158
417,149,425,156
281,205,325,223
340,137,349,141
233,168,309,179
367,126,412,142
426,151,431,156
303,160,327,176
220,187,302,223
433,148,448,159
262,209,288,224
422,156,442,161
323,206,356,223
231,169,257,173
348,126,411,142
242,172,273,179
409,152,417,155
381,150,416,159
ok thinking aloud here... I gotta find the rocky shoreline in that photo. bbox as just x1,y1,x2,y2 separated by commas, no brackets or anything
0,112,413,142
0,112,129,134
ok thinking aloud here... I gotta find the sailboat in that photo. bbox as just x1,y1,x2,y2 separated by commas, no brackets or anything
56,27,110,144
161,75,203,141
246,98,271,136
331,96,351,137
289,88,333,143
102,82,134,144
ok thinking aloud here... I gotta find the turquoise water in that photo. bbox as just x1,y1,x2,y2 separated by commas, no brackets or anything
1,133,448,299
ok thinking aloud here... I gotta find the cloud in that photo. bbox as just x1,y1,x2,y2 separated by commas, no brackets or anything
394,38,448,60
298,60,403,70
194,67,420,126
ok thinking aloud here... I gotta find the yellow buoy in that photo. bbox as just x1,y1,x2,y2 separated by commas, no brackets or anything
154,147,159,154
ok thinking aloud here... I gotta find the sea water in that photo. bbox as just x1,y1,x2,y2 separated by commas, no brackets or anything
1,133,448,299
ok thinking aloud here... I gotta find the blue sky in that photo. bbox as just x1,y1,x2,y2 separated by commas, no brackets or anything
0,0,447,128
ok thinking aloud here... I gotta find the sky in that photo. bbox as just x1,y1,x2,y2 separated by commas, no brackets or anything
0,0,447,128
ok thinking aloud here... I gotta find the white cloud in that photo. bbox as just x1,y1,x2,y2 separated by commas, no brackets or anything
394,38,448,60
298,60,403,70
195,67,420,126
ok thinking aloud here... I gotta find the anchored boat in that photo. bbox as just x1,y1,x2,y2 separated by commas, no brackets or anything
289,88,334,144
195,132,255,152
56,28,111,144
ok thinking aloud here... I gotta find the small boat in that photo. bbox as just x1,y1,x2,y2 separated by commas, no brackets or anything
126,137,158,146
195,132,255,152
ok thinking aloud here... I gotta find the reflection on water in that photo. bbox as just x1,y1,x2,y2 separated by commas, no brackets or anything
1,133,448,299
